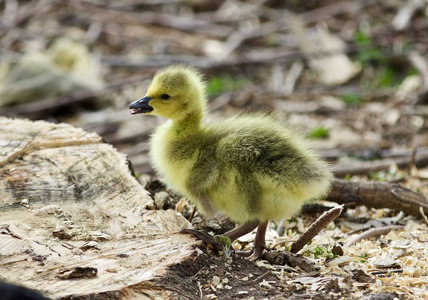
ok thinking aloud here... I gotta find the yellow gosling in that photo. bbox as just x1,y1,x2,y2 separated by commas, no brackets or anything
129,65,332,260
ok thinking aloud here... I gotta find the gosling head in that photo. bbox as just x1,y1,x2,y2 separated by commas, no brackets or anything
129,65,207,121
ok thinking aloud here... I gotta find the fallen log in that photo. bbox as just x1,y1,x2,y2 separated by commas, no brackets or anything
0,117,199,299
327,179,428,217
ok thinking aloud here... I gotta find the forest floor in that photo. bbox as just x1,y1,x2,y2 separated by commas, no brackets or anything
1,0,428,299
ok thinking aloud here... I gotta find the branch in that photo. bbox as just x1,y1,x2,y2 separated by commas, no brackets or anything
290,206,343,253
345,225,404,247
327,179,428,217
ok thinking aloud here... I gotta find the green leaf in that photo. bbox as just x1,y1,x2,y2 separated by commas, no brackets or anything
309,126,330,139
340,93,364,105
214,235,232,258
206,75,249,97
207,77,225,97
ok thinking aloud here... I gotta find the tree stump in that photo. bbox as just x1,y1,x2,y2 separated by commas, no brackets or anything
0,117,199,299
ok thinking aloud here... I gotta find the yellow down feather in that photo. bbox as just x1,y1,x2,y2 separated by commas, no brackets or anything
131,65,332,223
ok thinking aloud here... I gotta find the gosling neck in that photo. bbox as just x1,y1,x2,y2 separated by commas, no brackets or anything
170,111,204,134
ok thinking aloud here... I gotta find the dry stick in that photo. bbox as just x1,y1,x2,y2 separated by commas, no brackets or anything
409,147,418,175
187,206,197,223
420,207,428,225
332,152,428,178
323,147,428,163
101,45,376,70
100,41,404,71
327,179,428,218
344,225,404,247
405,105,428,117
409,51,428,89
81,6,234,38
105,0,186,8
0,0,55,37
408,51,428,105
371,269,403,276
217,0,377,58
290,206,343,254
299,0,377,24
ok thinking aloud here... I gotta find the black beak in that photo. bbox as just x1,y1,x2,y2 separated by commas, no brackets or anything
129,96,154,114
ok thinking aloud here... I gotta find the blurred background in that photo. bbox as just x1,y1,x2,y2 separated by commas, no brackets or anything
1,0,428,183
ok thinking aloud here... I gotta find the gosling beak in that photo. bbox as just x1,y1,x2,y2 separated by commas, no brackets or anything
129,96,154,114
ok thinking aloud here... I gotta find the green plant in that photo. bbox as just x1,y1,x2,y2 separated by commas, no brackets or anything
207,77,225,97
358,253,368,263
370,171,386,182
312,245,326,259
206,75,249,97
309,126,330,139
340,93,364,105
353,28,385,65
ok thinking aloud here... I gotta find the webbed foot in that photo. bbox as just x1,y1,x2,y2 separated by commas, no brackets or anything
180,228,223,251
181,220,269,261
247,246,265,261
235,245,270,261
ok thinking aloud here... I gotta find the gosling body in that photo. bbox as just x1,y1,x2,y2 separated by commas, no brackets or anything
129,65,332,259
151,114,330,223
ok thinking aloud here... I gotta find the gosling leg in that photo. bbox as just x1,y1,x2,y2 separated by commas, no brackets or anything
247,221,268,261
225,219,259,241
180,220,259,251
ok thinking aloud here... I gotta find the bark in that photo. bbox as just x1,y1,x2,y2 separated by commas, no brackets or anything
0,117,199,299
327,179,428,217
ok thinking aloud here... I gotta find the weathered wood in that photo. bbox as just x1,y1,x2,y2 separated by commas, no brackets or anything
327,179,428,217
0,117,199,299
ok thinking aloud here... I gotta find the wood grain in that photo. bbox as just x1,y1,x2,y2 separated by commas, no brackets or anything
0,117,199,299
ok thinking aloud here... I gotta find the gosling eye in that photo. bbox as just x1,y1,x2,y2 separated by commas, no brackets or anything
160,94,171,100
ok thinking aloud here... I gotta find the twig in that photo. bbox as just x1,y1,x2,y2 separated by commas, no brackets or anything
284,61,304,95
371,269,403,276
188,206,197,223
198,281,203,299
78,5,234,38
290,205,343,253
345,225,404,247
99,40,407,72
392,0,424,31
420,207,428,225
409,147,418,176
213,0,378,58
408,51,428,105
332,152,428,178
409,51,428,89
254,271,271,282
0,0,56,37
299,0,377,24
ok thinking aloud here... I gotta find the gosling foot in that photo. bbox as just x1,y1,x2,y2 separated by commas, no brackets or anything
235,245,270,261
247,246,266,261
180,228,223,251
181,220,269,260
181,220,260,251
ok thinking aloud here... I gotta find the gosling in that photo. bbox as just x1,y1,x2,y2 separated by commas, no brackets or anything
129,65,332,260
